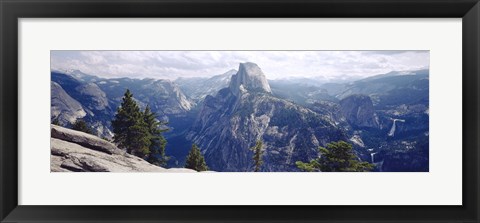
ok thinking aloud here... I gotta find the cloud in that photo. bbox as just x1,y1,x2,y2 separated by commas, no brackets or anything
51,51,429,80
365,50,427,55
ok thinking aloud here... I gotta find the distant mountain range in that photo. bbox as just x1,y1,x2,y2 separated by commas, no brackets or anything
51,64,429,172
51,69,194,137
175,69,237,102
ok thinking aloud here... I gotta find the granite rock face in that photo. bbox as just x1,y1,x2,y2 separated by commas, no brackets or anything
136,79,194,115
339,94,379,128
51,81,87,125
75,82,110,111
50,125,196,172
228,62,272,96
188,63,346,172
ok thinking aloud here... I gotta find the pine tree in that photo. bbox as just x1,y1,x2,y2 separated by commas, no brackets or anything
143,105,169,166
296,140,373,172
112,89,151,157
128,120,151,158
185,144,208,171
72,119,93,135
250,140,264,172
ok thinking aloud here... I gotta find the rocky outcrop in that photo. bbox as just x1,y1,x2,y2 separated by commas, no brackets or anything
339,94,379,128
188,63,345,172
101,77,195,115
51,125,196,172
51,81,87,125
228,62,272,96
142,79,194,114
75,82,109,111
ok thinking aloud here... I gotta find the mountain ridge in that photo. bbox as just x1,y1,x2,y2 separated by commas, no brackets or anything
187,63,347,171
51,66,429,172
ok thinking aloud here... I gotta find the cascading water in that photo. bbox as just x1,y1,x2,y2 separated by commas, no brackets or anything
370,152,377,163
388,118,405,137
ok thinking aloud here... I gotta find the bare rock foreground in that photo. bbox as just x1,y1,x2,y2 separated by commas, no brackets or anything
51,124,196,172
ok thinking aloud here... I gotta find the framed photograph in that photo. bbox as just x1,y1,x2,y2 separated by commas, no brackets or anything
1,0,479,222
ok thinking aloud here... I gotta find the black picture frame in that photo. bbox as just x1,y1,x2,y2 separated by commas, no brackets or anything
1,0,479,222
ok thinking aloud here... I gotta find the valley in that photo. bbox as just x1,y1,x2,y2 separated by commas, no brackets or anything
51,63,429,172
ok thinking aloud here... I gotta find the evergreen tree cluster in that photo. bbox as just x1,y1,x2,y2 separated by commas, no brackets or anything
185,144,208,171
296,140,373,172
51,117,95,136
72,119,94,135
112,89,169,166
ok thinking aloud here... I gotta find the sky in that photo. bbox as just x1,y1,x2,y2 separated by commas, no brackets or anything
51,51,429,80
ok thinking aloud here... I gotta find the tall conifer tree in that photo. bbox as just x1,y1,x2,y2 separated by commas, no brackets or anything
143,105,169,166
185,144,208,171
112,89,150,157
250,140,264,172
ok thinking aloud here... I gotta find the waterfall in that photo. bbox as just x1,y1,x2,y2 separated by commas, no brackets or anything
370,152,377,163
388,118,405,137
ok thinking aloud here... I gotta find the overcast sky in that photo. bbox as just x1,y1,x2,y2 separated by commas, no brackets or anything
51,51,429,80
